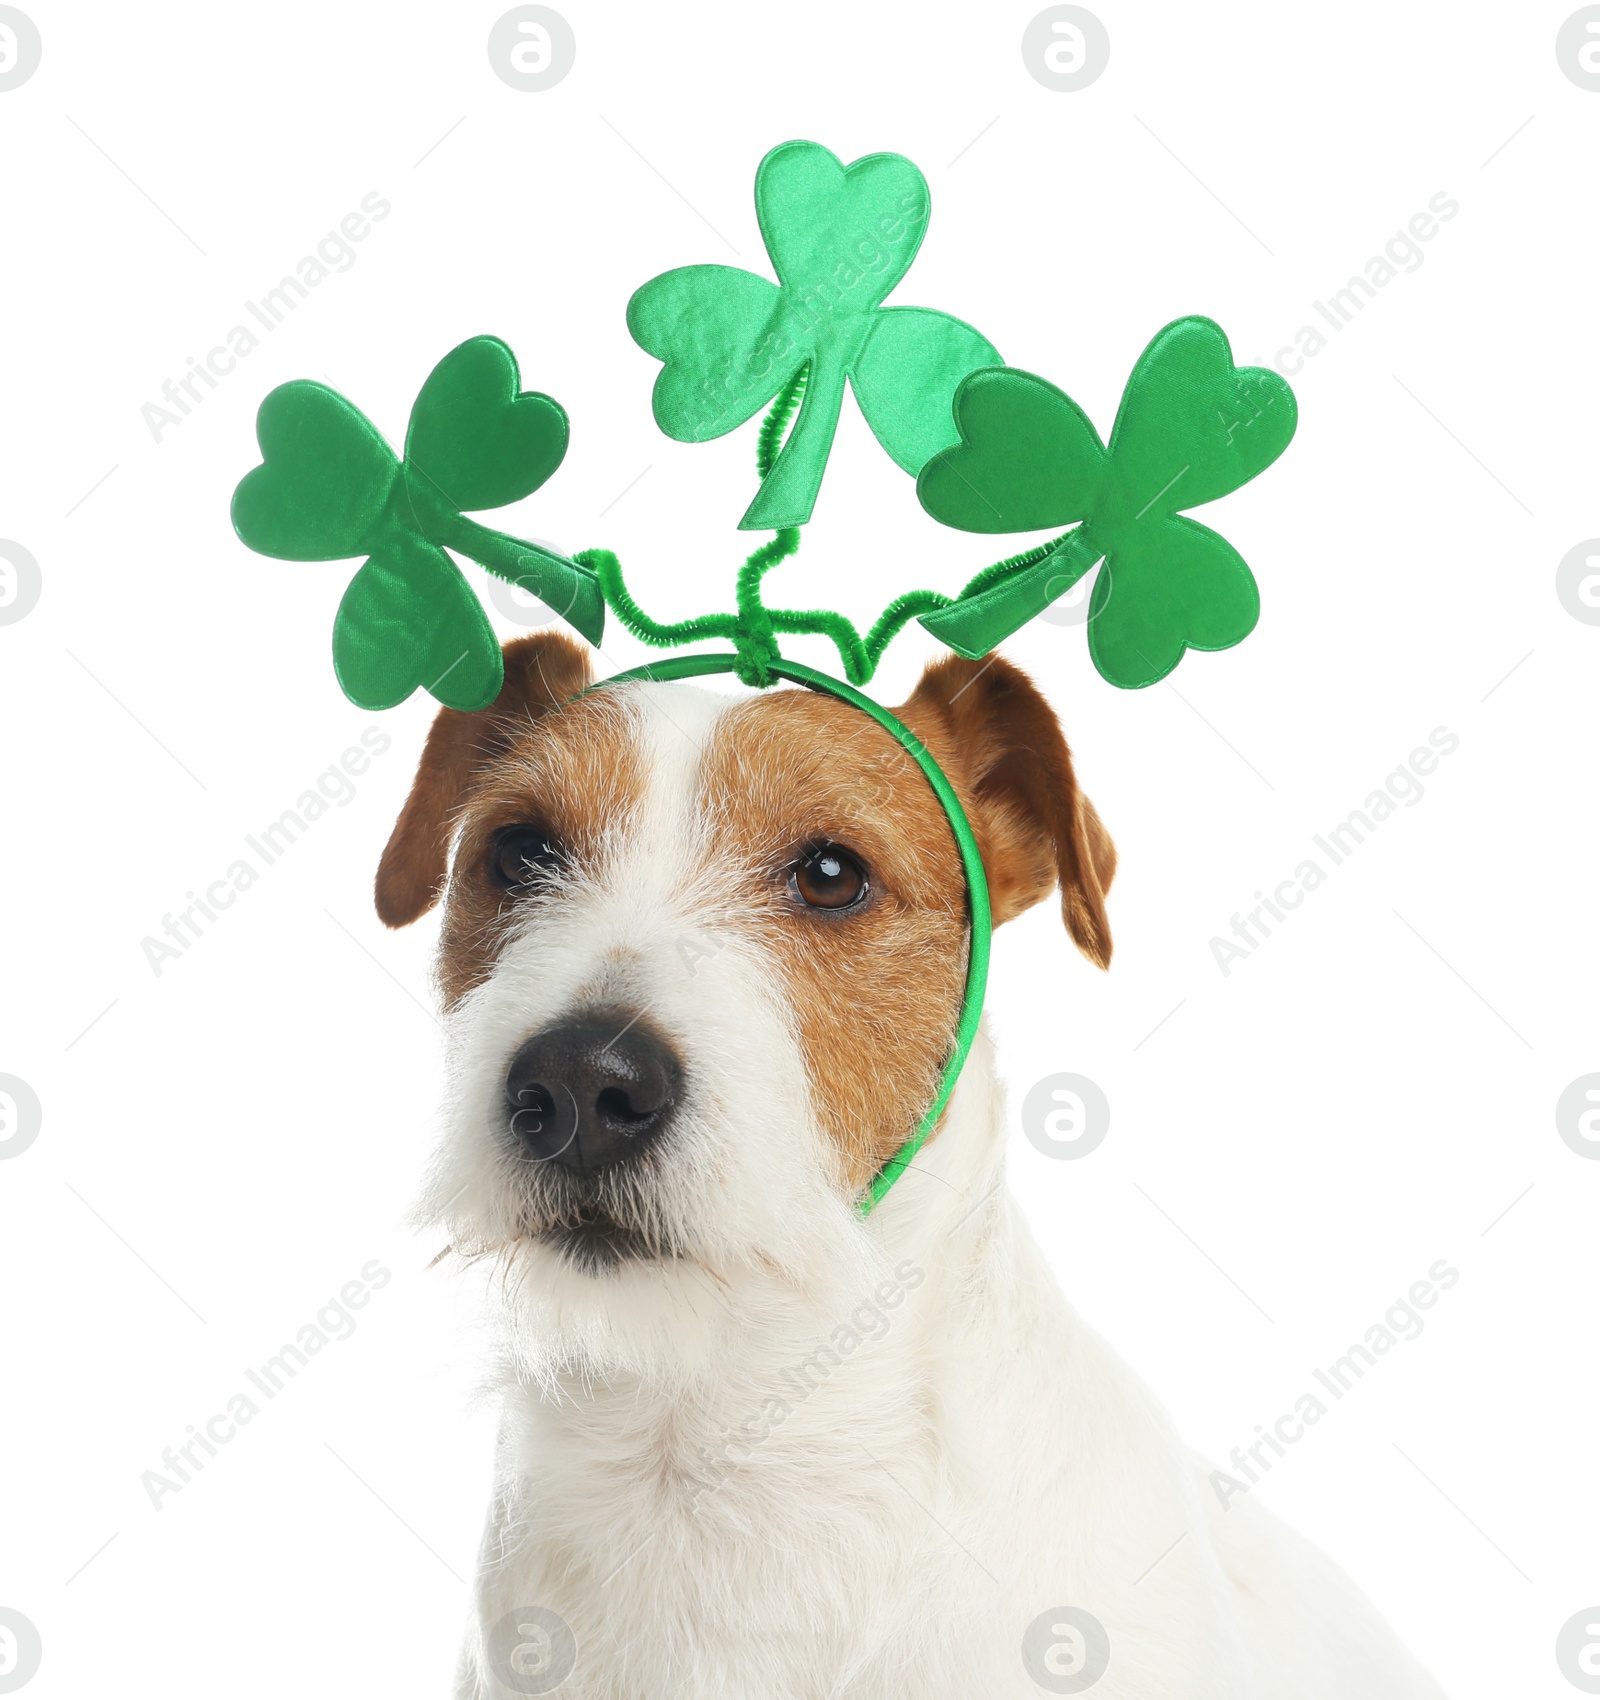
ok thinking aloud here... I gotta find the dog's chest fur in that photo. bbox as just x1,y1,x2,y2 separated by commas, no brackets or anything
376,641,1443,1700
455,1062,1439,1700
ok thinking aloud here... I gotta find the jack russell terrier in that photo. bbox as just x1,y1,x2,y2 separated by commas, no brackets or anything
377,630,1445,1699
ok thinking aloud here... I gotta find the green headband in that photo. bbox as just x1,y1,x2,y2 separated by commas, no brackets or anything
229,137,1297,1213
595,651,991,1217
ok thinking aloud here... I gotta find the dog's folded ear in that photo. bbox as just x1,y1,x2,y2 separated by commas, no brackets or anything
375,632,593,928
896,654,1116,967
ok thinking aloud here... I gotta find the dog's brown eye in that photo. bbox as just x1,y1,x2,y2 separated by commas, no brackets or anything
791,843,868,910
489,826,563,892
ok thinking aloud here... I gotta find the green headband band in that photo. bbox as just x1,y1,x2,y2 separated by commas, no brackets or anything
595,650,991,1217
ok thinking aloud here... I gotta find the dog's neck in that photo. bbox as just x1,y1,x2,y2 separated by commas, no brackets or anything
500,1026,1022,1473
471,1031,1104,1699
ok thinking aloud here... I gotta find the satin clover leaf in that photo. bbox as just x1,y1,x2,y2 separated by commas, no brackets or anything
916,316,1298,688
627,139,1000,531
231,335,604,711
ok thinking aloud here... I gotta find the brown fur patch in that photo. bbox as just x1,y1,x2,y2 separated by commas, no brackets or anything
698,656,1114,1188
376,633,644,1008
896,654,1116,965
381,636,1113,1194
700,689,967,1192
436,693,646,1009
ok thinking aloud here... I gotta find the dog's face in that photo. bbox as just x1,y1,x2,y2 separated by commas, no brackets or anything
378,634,1113,1371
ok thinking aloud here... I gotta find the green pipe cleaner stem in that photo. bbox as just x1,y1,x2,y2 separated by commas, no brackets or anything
585,371,1084,686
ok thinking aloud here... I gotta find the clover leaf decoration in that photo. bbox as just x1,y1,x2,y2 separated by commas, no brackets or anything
231,154,1297,714
596,315,1296,693
626,139,999,530
231,335,604,711
914,316,1298,687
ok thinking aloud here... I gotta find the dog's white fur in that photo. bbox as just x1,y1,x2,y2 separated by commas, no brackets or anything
418,682,1445,1699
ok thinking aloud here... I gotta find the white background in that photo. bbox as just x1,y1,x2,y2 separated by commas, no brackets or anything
1,2,1595,1695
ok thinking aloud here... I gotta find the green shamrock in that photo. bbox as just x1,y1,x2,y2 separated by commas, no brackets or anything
626,139,1000,531
231,335,605,711
916,316,1298,688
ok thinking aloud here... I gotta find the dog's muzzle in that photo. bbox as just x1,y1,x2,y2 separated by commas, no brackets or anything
503,1013,681,1176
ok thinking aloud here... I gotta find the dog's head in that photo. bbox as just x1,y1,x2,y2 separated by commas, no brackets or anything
380,633,1113,1369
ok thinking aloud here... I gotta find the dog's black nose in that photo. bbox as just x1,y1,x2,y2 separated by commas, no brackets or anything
504,1017,681,1174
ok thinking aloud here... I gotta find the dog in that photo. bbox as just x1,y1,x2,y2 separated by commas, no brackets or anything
376,630,1445,1699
